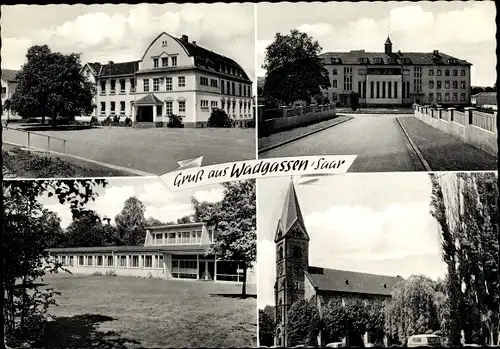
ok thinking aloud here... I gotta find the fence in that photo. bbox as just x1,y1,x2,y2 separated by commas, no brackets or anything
259,104,335,121
2,126,67,154
413,104,497,156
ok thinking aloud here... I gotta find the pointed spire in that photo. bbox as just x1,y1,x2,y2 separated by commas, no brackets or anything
385,34,392,45
275,179,308,242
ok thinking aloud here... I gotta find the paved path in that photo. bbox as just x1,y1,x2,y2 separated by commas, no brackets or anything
397,116,497,171
260,114,425,172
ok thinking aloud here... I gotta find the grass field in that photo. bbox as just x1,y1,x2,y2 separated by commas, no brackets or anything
34,274,257,348
2,126,256,175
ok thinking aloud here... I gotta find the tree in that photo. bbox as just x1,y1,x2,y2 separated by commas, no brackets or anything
262,29,330,106
351,92,360,111
115,196,146,246
41,210,66,248
177,215,192,224
385,275,441,345
259,309,275,347
3,179,106,346
207,180,256,297
64,210,118,247
145,217,167,226
8,45,95,127
208,109,233,128
287,299,321,346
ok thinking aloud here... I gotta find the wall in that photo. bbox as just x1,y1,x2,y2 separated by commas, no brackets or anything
413,104,497,156
139,32,193,71
259,104,337,135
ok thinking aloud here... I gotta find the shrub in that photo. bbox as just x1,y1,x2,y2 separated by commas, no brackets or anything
287,299,321,347
92,272,103,276
155,121,164,128
208,109,233,128
350,92,360,111
335,102,341,107
124,117,132,126
112,114,120,125
102,116,112,126
247,119,256,128
105,270,117,277
90,116,99,125
167,114,184,128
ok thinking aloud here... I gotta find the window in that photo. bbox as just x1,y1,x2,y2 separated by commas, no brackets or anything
200,100,209,110
156,105,162,117
131,255,139,268
143,79,149,92
87,256,93,266
445,93,450,101
120,101,125,114
452,81,458,89
130,78,136,92
211,79,219,88
171,56,177,66
200,77,209,86
196,230,202,243
382,81,386,98
221,80,225,94
370,81,374,98
226,81,231,95
165,101,173,115
162,40,167,47
429,81,434,89
120,79,125,93
460,81,466,89
374,57,383,64
167,232,176,244
154,233,162,244
110,80,116,94
153,78,160,92
110,102,116,113
61,256,66,266
232,82,236,95
429,93,434,101
100,102,106,114
445,69,450,76
461,69,466,76
332,80,337,88
210,101,218,109
208,229,213,243
166,77,172,91
330,57,341,64
119,255,127,267
107,256,113,266
100,81,106,94
178,101,186,115
394,82,398,98
145,256,152,268
153,58,159,68
437,70,442,76
332,68,337,75
437,93,442,102
388,81,392,98
453,69,458,76
78,256,84,266
239,83,242,96
376,81,380,98
162,57,168,67
445,81,450,89
437,81,442,89
460,93,465,101
181,232,189,244
429,69,434,76
97,256,103,266
453,93,458,101
69,256,74,266
178,76,185,87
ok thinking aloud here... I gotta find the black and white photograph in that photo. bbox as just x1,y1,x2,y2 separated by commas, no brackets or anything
2,3,256,179
257,172,499,347
257,1,497,172
4,178,257,348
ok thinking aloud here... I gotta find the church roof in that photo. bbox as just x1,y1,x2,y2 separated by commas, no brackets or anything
385,36,392,45
275,180,309,242
305,266,403,297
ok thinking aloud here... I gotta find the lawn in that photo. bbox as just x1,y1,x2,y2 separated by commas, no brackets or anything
2,126,256,175
2,144,133,178
33,274,257,348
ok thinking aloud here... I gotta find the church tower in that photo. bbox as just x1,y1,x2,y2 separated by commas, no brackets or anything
274,179,310,347
384,35,393,54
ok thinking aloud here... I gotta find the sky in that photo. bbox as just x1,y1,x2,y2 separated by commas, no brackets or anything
257,173,448,309
1,3,256,83
256,1,496,87
37,177,225,229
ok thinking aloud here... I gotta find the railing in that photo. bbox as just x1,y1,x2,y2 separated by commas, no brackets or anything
2,125,67,153
453,111,466,125
259,103,336,121
472,111,496,133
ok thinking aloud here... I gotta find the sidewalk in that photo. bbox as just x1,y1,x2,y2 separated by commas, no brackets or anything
397,116,497,171
258,115,353,153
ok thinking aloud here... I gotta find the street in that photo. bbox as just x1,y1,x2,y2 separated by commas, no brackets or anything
260,114,426,172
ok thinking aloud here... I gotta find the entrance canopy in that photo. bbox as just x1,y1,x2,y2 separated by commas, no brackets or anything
135,93,164,106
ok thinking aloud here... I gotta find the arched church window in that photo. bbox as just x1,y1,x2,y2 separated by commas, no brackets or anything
291,246,301,259
278,246,283,261
277,300,283,323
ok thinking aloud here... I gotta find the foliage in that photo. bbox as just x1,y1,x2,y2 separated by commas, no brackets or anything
63,210,119,247
429,172,499,345
259,309,275,347
115,196,147,246
207,180,256,297
145,217,169,226
3,179,106,346
177,215,192,224
384,275,442,345
351,92,360,111
286,299,321,346
167,114,184,128
8,45,95,127
208,109,233,128
262,29,331,105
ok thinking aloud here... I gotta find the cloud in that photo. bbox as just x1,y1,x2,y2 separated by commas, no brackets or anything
258,239,275,308
193,187,225,203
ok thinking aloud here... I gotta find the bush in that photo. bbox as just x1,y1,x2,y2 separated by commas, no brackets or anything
155,121,164,128
287,299,321,347
167,114,184,128
112,114,120,125
247,119,256,128
102,116,112,126
90,116,99,125
92,272,103,276
124,117,132,126
335,102,341,107
208,109,233,128
105,270,117,277
350,92,360,111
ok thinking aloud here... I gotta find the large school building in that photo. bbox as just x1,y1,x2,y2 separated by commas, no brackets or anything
81,32,254,128
48,222,256,284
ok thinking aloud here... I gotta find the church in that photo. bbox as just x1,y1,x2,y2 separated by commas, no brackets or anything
274,180,402,347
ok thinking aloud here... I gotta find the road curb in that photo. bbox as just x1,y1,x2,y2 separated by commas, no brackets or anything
258,116,354,154
395,118,432,172
3,141,157,177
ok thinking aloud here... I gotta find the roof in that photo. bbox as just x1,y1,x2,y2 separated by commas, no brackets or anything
147,222,207,230
99,61,140,77
173,36,251,82
385,36,392,45
135,93,164,106
48,244,212,254
305,266,403,296
2,69,19,82
472,92,496,98
275,180,309,242
320,50,471,66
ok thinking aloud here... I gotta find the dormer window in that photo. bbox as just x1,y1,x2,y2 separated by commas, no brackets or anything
447,58,457,64
374,57,383,64
402,58,411,64
153,58,159,68
358,57,369,64
330,57,341,64
171,56,177,67
387,58,395,64
162,57,168,67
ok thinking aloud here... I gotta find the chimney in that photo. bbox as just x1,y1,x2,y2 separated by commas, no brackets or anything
108,61,114,65
433,50,439,55
192,41,197,45
181,34,188,42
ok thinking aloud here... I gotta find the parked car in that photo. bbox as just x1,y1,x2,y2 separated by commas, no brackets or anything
326,342,346,348
407,334,442,347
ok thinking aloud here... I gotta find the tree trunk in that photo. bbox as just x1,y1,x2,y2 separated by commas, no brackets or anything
241,263,247,298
